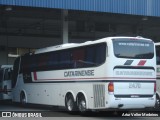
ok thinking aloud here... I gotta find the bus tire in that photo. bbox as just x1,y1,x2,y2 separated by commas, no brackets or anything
155,94,160,109
65,94,76,113
77,94,87,114
20,91,26,107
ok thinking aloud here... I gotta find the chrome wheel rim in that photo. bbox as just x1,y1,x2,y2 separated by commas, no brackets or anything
79,100,86,112
67,99,74,111
156,99,160,108
22,97,26,105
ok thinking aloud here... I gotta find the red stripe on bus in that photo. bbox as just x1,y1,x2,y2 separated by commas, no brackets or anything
137,60,146,66
33,72,37,80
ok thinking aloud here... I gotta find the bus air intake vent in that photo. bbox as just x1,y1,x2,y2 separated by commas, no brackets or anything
93,84,105,108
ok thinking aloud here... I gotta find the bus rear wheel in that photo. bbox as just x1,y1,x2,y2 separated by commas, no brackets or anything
65,94,76,112
155,94,160,109
78,95,87,113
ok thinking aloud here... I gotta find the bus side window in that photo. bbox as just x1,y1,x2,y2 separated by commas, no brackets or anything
72,48,85,68
38,54,49,71
59,51,71,69
12,57,20,88
95,44,106,65
85,46,96,67
22,56,30,73
48,52,59,70
31,56,37,71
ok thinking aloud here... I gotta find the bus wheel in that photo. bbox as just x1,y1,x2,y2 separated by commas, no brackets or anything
155,94,160,109
20,92,26,106
78,95,87,113
65,94,76,112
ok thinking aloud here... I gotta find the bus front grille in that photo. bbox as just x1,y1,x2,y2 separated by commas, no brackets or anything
93,84,105,108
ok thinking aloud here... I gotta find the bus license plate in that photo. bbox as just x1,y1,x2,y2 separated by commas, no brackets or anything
129,83,141,88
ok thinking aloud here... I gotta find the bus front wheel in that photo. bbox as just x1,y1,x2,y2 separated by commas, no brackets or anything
20,92,26,106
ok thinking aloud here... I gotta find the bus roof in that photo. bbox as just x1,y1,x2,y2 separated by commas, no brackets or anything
34,36,152,54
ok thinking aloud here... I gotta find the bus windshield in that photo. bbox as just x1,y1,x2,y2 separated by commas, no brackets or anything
113,38,154,59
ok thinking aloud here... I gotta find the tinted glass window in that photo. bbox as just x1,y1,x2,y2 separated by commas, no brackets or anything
95,44,106,64
22,56,30,72
13,57,20,88
113,39,154,59
21,43,107,72
48,52,59,69
72,48,85,68
30,55,37,71
85,46,96,67
156,46,160,65
0,70,3,82
38,53,49,71
59,51,72,69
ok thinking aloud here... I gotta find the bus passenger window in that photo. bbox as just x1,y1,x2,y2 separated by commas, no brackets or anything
59,51,71,69
85,46,96,67
48,53,59,70
22,56,30,72
95,44,106,65
72,49,85,68
38,54,49,71
30,56,37,71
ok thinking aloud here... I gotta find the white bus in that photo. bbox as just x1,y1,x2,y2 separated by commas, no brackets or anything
12,36,156,113
0,65,13,100
155,42,160,108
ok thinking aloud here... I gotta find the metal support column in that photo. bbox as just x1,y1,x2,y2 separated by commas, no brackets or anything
61,10,68,44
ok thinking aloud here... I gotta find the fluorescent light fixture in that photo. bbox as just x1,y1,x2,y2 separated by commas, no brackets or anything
142,16,148,21
5,6,12,11
8,54,19,58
